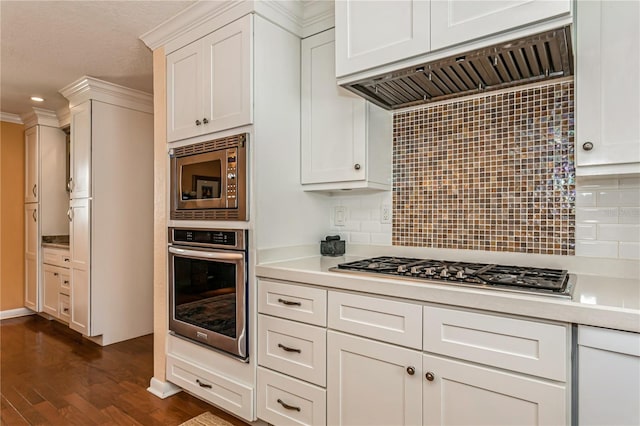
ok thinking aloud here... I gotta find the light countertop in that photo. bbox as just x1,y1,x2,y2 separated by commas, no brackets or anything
256,255,640,333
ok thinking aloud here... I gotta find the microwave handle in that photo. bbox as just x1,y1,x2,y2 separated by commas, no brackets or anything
169,246,244,260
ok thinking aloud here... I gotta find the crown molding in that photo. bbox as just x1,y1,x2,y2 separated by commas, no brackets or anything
0,112,24,124
21,107,60,128
301,0,334,38
59,76,153,113
57,106,71,128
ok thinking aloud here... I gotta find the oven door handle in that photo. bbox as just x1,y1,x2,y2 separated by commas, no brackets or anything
169,247,244,260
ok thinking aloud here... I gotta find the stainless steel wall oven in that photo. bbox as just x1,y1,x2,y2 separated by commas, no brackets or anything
168,227,248,360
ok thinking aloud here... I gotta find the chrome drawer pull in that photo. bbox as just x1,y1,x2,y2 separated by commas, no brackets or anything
277,399,301,412
277,298,301,306
196,379,212,389
278,343,301,354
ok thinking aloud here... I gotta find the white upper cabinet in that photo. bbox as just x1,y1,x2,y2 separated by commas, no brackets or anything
24,126,39,203
301,29,392,191
430,0,571,51
575,0,640,176
69,101,92,199
335,0,430,77
167,15,253,142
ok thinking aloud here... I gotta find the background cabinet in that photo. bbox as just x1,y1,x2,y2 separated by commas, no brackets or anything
575,0,640,176
69,101,91,198
69,197,90,335
166,15,253,142
24,204,39,311
24,127,39,203
301,29,392,192
42,248,71,322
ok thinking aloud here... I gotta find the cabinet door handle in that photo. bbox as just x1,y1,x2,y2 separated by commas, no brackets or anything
277,399,301,412
195,119,202,126
406,366,415,375
354,163,361,170
67,177,73,192
64,258,70,263
425,372,435,382
64,280,69,284
63,308,69,313
54,272,59,277
32,184,37,197
67,207,73,222
202,118,209,124
277,298,301,306
278,343,301,353
196,379,212,389
582,141,594,151
32,209,37,222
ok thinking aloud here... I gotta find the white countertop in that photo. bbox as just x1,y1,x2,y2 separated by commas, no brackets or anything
255,255,640,333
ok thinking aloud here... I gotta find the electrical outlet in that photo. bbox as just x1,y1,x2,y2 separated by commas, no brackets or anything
334,206,346,226
381,205,391,224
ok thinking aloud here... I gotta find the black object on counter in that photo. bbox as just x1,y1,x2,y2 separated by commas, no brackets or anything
321,235,345,256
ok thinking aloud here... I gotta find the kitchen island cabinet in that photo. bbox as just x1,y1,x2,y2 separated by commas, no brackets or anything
578,325,640,425
166,15,252,143
575,0,640,176
301,29,391,192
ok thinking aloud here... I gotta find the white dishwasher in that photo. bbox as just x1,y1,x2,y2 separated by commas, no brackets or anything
578,325,640,425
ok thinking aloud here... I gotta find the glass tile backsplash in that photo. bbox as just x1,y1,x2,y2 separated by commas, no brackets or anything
392,81,576,255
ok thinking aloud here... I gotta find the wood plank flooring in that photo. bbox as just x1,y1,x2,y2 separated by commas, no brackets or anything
0,315,249,425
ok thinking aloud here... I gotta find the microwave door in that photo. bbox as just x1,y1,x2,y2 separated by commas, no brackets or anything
176,152,227,210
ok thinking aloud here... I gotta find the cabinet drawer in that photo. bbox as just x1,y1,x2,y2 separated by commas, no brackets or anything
167,354,254,421
59,272,71,295
59,294,71,323
328,291,422,349
257,367,326,426
43,247,71,267
423,306,568,381
258,314,326,386
258,279,327,326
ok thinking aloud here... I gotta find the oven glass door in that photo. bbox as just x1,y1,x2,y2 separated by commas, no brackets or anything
169,246,246,359
175,150,229,210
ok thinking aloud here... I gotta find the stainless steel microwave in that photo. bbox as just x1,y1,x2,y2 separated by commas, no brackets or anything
170,133,247,221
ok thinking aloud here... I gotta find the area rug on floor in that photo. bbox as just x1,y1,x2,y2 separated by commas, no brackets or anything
179,411,234,426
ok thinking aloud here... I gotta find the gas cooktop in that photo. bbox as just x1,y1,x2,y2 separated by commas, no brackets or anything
330,256,575,298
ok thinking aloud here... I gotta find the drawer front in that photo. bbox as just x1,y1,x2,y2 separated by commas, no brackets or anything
257,367,326,426
258,279,327,326
424,306,568,381
258,314,326,386
43,248,71,267
59,271,71,295
167,354,254,421
328,291,422,349
59,294,71,322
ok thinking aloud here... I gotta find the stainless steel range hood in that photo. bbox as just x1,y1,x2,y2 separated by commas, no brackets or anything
342,26,573,110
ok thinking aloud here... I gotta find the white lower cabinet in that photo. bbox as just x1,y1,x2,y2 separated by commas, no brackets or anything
327,330,422,426
578,325,640,425
41,247,72,322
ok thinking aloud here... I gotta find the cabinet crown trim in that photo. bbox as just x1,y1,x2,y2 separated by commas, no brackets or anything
21,107,60,128
59,76,153,113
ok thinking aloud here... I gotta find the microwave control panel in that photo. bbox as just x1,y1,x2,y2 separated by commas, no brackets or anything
226,148,237,204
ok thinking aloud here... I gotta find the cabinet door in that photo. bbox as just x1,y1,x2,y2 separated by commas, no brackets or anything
24,127,39,203
327,330,422,426
335,0,430,77
431,0,571,51
301,29,367,185
202,14,253,134
167,40,203,142
24,204,39,311
576,0,640,174
423,354,567,426
69,198,90,335
42,265,60,317
70,101,92,198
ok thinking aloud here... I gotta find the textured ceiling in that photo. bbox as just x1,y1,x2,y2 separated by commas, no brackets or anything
0,0,195,118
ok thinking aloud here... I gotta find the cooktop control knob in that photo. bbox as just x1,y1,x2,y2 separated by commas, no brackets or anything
440,268,450,278
424,268,435,276
397,265,408,273
456,270,466,279
410,266,421,274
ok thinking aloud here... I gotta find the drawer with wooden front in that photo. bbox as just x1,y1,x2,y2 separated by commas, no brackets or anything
42,247,71,268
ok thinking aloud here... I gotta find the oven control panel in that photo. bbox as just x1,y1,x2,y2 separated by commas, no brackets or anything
170,228,246,251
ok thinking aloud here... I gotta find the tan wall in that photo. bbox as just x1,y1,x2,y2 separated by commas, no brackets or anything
1,121,25,311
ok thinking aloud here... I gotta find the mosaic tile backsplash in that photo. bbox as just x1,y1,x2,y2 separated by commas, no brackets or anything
392,81,576,255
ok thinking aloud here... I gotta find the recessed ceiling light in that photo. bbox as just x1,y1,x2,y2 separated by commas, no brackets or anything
30,96,44,102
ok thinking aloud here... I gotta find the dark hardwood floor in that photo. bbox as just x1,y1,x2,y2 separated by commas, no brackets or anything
0,315,249,425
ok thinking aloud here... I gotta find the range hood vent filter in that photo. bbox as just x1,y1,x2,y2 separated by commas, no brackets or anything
344,26,573,110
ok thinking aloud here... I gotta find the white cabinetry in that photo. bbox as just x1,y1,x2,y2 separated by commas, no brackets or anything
335,0,571,79
257,279,327,426
335,0,430,77
60,76,154,345
578,325,640,425
42,247,71,321
575,0,640,176
301,29,391,191
430,0,571,51
24,127,39,203
24,204,39,311
166,15,253,142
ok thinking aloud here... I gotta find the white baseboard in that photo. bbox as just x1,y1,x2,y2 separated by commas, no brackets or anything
0,307,34,320
147,377,182,399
